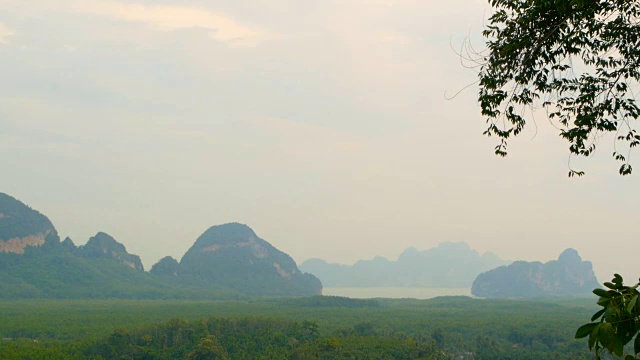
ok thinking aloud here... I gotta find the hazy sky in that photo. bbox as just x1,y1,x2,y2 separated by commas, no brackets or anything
1,0,637,282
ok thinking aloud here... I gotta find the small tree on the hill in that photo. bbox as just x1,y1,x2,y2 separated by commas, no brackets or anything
185,336,229,360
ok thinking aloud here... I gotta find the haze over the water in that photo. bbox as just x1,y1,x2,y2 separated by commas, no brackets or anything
1,0,637,282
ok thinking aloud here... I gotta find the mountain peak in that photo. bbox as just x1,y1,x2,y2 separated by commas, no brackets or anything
80,232,144,271
300,241,508,288
472,248,599,298
150,256,180,277
178,223,321,296
398,247,419,260
558,248,582,263
205,222,256,236
0,192,59,254
61,237,77,251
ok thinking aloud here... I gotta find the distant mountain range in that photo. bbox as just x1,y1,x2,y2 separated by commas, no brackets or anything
471,248,600,298
0,192,321,299
0,192,601,300
300,242,510,288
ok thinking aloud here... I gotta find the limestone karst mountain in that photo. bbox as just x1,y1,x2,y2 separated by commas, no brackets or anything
150,256,180,277
471,248,600,298
0,193,320,299
0,192,60,254
170,223,322,297
300,242,509,288
80,232,145,271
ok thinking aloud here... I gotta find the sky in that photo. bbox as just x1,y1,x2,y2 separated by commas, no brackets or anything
1,0,638,282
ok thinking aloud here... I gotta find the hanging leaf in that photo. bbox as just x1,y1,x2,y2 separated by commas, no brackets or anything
591,309,606,322
576,323,600,339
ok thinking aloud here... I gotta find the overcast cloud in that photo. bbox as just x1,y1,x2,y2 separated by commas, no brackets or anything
1,0,637,281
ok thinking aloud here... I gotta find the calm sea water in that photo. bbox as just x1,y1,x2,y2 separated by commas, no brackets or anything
322,287,472,299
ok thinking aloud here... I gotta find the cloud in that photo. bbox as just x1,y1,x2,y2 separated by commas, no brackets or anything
0,23,15,44
239,116,366,161
71,0,272,45
376,32,410,45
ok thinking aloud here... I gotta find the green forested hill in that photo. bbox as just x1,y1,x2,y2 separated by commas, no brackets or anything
177,223,322,297
80,232,145,271
0,193,320,299
0,244,238,300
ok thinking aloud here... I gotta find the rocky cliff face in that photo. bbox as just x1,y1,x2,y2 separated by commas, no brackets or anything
79,232,145,271
471,249,600,298
176,223,322,297
0,193,59,254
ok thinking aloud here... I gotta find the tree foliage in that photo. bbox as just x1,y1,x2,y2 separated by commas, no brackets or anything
478,0,640,175
576,274,640,359
185,336,229,360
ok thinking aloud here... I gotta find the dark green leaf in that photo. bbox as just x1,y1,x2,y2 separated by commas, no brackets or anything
594,288,613,298
576,323,599,339
589,323,601,350
597,297,611,307
604,282,617,290
627,295,638,313
614,337,625,357
614,274,624,285
591,309,606,322
599,323,615,352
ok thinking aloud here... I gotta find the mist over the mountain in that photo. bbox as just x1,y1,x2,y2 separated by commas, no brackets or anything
472,248,600,298
300,242,509,288
1,190,604,301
